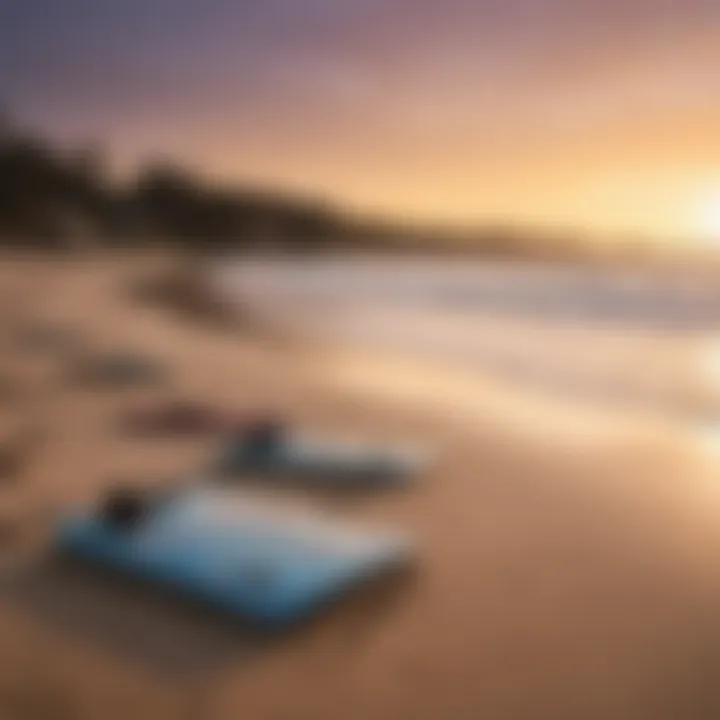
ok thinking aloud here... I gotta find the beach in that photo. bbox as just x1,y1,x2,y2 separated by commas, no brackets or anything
0,252,719,719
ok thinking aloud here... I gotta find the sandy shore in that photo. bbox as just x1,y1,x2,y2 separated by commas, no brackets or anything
0,252,719,719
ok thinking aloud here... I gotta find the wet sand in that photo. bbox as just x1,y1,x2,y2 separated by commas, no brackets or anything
0,253,719,719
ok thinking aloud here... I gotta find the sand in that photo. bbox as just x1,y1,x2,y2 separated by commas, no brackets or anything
0,252,718,719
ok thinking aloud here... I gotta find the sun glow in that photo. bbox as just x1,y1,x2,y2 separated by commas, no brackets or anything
696,187,720,244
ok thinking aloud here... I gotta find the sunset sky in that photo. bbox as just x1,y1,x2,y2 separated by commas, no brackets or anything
2,0,720,241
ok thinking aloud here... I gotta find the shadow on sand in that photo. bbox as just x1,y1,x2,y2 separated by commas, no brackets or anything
0,551,418,684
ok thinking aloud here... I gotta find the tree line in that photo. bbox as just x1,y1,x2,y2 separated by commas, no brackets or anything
1,113,658,263
0,116,345,251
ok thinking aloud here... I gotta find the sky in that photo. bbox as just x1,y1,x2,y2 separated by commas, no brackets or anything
2,0,720,241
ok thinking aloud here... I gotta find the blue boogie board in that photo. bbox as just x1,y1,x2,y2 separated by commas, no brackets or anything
55,487,413,627
216,436,427,488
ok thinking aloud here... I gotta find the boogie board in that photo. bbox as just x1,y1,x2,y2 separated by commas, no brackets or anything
55,486,412,627
216,435,427,488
